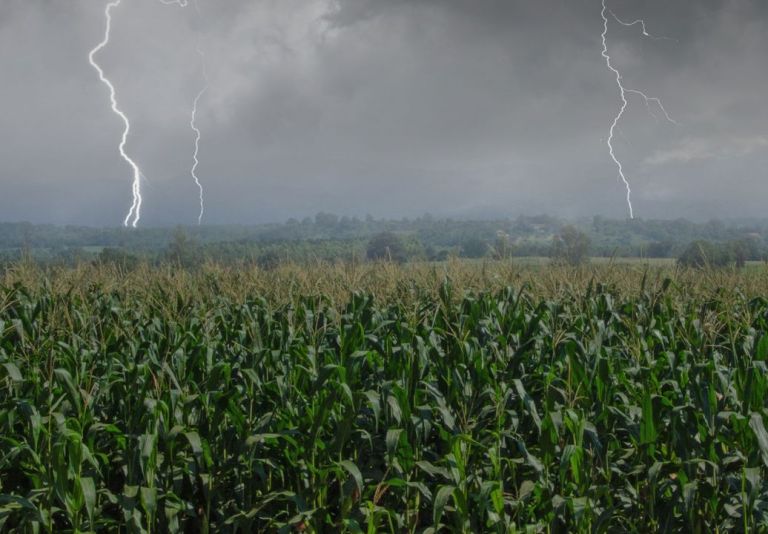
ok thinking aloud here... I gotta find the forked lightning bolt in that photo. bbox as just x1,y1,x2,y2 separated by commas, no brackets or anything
190,45,208,225
89,0,143,228
601,0,677,219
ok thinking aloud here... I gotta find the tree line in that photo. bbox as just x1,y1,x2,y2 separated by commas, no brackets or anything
1,214,767,268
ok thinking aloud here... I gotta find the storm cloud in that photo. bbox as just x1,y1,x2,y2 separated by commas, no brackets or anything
0,0,766,225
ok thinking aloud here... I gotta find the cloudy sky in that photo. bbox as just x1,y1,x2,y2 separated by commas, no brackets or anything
0,0,766,226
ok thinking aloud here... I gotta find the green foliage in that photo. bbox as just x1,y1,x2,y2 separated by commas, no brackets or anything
165,228,201,269
366,232,408,263
551,225,590,266
678,240,723,268
3,215,768,266
459,238,488,259
3,266,768,531
492,231,513,260
677,240,756,269
256,250,282,270
644,240,675,258
98,248,140,270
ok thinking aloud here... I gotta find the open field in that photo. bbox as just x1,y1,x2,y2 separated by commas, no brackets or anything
3,261,768,532
514,257,765,269
509,257,677,267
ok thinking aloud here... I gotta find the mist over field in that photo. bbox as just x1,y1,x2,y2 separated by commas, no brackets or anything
0,0,766,226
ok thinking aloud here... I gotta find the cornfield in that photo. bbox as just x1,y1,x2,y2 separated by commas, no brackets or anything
2,262,768,532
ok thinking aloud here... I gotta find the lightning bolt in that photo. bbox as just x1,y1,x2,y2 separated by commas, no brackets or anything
158,0,207,225
190,46,208,225
609,10,677,42
600,0,677,219
89,0,143,228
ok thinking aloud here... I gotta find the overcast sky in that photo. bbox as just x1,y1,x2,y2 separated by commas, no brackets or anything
0,0,766,226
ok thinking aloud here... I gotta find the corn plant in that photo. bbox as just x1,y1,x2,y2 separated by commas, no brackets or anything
2,266,768,532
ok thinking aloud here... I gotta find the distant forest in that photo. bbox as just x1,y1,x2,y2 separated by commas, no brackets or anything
1,214,766,267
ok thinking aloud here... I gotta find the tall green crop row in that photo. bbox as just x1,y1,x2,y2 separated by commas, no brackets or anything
2,274,768,532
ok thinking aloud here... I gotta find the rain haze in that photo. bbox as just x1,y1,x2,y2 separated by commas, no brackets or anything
0,0,766,226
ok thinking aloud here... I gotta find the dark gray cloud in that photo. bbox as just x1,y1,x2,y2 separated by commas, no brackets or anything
0,0,765,226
